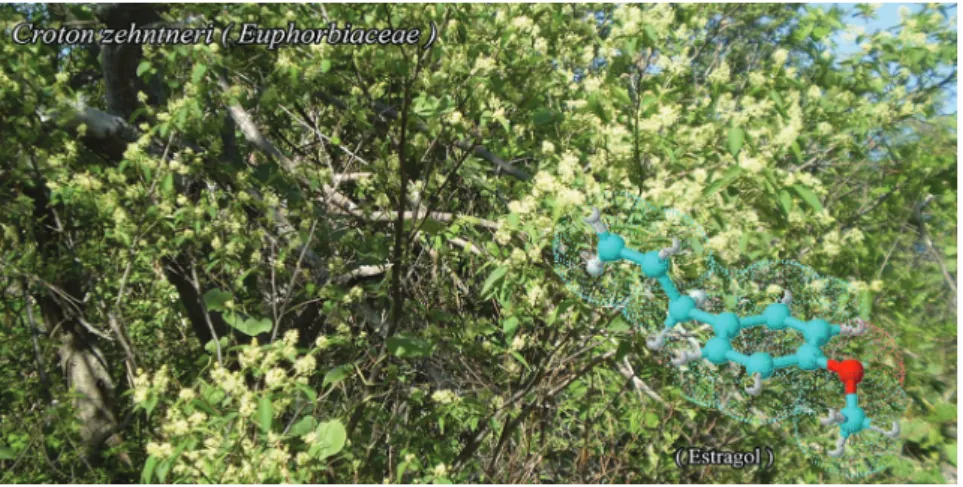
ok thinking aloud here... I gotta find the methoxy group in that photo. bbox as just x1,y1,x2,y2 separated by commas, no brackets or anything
580,208,900,457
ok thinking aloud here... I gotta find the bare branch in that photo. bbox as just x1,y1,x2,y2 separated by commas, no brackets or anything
331,264,393,286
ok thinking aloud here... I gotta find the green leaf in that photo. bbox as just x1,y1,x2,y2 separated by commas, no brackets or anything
769,90,789,118
791,184,824,212
812,25,831,40
947,443,957,466
481,266,508,296
0,446,15,460
156,459,173,483
611,86,632,107
510,351,530,370
502,316,520,338
727,127,745,158
323,364,350,389
204,336,229,355
223,311,245,329
229,316,272,337
607,315,630,332
927,403,956,423
143,394,159,418
702,166,742,197
191,63,208,84
413,95,431,117
321,59,332,73
778,189,793,215
396,460,411,483
136,61,151,77
257,395,273,433
587,94,609,124
738,231,750,253
190,399,217,416
790,141,804,163
141,455,158,483
234,267,258,289
532,108,555,126
386,335,431,358
639,94,656,113
859,288,873,319
622,36,638,57
769,89,785,107
297,384,318,402
289,416,317,436
175,106,188,130
643,25,658,45
902,419,930,442
169,439,191,467
310,420,347,460
161,173,174,194
661,141,676,164
792,22,813,42
202,288,232,312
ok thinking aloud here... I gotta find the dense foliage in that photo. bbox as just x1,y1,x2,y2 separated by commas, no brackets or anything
0,3,956,483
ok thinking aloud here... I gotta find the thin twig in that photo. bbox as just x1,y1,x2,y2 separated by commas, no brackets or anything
190,265,222,365
273,219,319,341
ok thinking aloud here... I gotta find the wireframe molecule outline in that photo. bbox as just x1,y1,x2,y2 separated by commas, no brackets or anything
579,207,901,457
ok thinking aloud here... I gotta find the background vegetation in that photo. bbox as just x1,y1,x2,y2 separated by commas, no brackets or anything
0,3,956,483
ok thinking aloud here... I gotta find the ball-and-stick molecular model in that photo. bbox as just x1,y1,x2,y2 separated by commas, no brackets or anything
581,207,900,457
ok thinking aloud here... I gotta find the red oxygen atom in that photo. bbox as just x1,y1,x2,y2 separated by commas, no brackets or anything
827,359,864,394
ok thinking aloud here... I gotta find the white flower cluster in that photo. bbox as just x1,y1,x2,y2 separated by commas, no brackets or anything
708,61,731,85
706,226,745,262
557,151,580,182
773,100,803,148
646,4,676,37
643,172,711,216
494,224,513,245
265,367,287,390
772,49,789,67
132,369,152,404
582,76,602,93
510,15,533,31
146,441,174,458
294,355,317,376
737,152,766,174
526,284,545,307
135,328,343,482
239,338,263,369
431,389,459,404
749,71,768,87
638,104,680,132
809,279,827,292
821,229,843,257
510,334,528,351
784,171,827,196
806,85,822,100
473,56,496,74
614,5,644,34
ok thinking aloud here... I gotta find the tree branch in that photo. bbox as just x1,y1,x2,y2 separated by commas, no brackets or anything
312,93,531,180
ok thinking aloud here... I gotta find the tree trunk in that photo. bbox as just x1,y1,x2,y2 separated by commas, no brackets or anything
25,179,128,463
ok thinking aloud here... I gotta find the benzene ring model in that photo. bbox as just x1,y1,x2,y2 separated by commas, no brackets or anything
578,207,901,458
